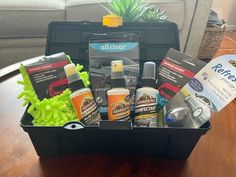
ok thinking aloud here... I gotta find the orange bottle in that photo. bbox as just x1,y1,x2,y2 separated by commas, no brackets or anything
107,60,130,121
64,64,101,125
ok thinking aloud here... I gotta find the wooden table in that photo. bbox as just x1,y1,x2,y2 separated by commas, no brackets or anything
0,74,235,177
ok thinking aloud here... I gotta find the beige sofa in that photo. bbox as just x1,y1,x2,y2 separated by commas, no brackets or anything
0,0,213,69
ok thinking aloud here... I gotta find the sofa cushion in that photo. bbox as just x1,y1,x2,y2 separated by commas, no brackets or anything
66,0,184,30
66,0,108,22
0,38,45,68
66,0,108,6
0,0,65,10
0,0,65,38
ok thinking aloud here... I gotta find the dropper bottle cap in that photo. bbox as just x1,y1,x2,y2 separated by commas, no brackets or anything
111,60,124,79
141,62,156,87
111,60,125,88
64,63,84,92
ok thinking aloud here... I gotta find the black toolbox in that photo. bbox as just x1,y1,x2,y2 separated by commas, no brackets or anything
20,21,211,159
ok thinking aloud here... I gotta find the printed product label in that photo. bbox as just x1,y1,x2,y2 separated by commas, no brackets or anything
164,54,236,128
71,91,101,124
157,48,206,105
108,94,130,121
89,42,139,52
25,53,70,100
135,92,158,120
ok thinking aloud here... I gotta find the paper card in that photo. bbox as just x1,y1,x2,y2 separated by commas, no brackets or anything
157,49,206,110
163,55,236,128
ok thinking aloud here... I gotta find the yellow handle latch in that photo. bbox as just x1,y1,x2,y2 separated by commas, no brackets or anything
103,15,123,27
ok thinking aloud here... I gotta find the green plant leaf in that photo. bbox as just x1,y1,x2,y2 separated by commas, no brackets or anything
101,0,168,22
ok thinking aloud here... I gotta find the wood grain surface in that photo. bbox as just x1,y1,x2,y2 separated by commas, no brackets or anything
0,32,235,177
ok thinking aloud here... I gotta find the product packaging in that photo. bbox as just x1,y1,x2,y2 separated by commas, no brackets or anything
163,55,236,128
88,32,140,110
24,52,70,100
157,49,206,108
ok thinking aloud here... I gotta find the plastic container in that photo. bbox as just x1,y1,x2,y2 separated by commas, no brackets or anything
21,111,210,159
20,21,211,159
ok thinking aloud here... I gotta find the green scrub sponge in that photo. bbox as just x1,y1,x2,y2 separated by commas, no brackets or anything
17,60,90,126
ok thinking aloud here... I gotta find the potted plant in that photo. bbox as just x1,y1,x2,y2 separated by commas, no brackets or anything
100,0,168,22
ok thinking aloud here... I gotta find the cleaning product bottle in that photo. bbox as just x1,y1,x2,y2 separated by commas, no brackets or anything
64,64,101,125
134,62,159,127
107,60,130,121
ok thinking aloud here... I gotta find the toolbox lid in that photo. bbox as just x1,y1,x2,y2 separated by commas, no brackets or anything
45,21,180,74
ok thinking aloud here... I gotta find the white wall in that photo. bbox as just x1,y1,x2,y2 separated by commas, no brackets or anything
212,0,236,30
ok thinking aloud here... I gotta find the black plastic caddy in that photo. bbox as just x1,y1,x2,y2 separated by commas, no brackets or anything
20,21,211,159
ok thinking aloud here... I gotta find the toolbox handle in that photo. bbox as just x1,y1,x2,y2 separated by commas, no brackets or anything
99,120,132,130
63,121,84,130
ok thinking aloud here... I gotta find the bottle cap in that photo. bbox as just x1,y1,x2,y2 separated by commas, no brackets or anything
64,63,84,91
141,62,156,87
111,60,124,79
64,63,81,83
142,62,156,79
110,60,125,88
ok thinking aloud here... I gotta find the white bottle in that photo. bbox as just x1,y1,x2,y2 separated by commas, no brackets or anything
134,62,159,127
107,60,130,121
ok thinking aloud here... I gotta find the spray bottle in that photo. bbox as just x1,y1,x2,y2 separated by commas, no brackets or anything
107,60,130,121
64,64,101,125
134,62,159,127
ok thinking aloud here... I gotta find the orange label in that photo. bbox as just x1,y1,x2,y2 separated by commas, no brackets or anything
108,94,130,121
71,91,100,124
